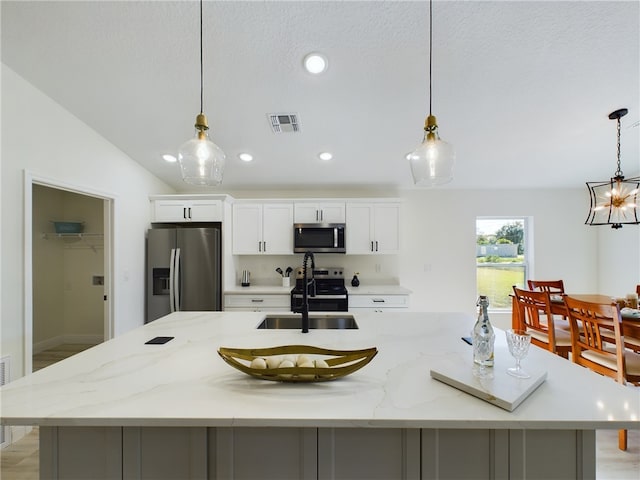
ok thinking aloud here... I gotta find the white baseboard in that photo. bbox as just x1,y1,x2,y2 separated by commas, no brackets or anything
33,334,102,354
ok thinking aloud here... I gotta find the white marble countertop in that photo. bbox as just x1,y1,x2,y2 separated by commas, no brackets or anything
1,311,638,429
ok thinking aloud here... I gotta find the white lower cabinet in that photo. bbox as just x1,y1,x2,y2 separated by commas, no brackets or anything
224,294,290,312
349,294,409,312
40,426,595,479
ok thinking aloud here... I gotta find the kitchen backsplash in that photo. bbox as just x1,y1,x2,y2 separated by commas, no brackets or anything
235,254,400,286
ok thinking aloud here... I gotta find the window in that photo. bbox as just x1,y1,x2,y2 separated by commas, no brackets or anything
476,217,529,309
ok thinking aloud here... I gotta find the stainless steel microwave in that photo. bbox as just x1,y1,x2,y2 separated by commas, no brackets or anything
293,224,346,254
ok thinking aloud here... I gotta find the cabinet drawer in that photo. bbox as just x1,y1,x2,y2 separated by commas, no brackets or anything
349,295,409,308
224,294,290,308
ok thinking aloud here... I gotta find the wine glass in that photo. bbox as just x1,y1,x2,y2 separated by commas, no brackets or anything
505,329,531,378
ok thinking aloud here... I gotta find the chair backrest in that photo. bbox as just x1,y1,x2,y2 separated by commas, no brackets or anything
564,296,626,384
512,287,558,352
636,284,640,296
527,280,565,294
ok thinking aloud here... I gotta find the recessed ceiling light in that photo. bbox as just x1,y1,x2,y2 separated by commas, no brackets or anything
318,152,333,161
162,154,177,163
303,53,328,74
238,153,254,162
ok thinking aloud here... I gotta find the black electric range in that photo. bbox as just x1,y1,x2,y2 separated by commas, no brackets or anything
290,267,348,312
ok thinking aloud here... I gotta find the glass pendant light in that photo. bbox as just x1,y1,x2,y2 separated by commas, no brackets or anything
408,0,455,186
585,108,639,229
178,0,226,186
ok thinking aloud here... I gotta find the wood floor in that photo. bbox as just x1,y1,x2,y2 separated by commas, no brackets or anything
1,345,639,479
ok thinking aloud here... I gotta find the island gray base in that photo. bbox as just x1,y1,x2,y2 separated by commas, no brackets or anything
39,426,595,479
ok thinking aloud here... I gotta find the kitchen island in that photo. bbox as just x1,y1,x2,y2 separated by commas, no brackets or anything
1,311,638,479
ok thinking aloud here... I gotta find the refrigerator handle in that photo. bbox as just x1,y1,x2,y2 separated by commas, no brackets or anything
169,248,176,312
174,248,181,311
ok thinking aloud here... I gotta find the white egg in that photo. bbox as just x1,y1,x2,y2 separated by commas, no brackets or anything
250,357,267,369
266,356,282,369
284,354,297,363
315,359,330,378
296,355,311,366
315,359,329,369
278,359,295,369
298,361,315,379
278,359,295,378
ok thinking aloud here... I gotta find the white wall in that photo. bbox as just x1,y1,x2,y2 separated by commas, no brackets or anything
596,225,640,297
1,65,174,380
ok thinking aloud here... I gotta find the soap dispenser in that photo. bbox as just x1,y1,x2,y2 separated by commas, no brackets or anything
351,273,360,287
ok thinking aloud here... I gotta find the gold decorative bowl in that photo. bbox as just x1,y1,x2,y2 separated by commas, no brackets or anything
218,345,378,383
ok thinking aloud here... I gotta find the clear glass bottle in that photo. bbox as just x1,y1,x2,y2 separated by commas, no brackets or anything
472,295,495,367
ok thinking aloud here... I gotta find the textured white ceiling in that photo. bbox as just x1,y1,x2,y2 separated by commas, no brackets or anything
2,1,639,192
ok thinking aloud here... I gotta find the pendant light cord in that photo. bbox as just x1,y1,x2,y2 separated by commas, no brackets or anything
614,116,623,177
199,0,204,115
428,0,433,116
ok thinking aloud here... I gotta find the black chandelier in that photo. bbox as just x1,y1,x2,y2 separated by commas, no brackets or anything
585,108,639,229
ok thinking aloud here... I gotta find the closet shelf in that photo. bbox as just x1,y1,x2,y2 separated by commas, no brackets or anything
42,233,103,239
41,232,104,252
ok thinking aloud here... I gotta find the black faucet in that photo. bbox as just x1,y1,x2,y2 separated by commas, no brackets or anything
295,250,316,333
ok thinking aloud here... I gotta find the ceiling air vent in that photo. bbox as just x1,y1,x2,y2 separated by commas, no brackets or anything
268,113,300,134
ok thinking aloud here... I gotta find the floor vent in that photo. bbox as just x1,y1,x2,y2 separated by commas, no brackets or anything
268,113,300,134
0,355,10,447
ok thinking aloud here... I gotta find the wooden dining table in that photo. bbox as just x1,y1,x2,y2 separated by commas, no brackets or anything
550,293,640,346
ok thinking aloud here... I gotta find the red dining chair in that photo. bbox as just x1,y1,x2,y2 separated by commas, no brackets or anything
564,296,640,451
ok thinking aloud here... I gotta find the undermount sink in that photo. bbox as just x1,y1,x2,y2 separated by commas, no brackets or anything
257,314,359,330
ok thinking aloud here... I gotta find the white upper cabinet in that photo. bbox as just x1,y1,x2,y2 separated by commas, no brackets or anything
232,203,294,255
346,202,400,254
151,196,225,222
294,202,346,224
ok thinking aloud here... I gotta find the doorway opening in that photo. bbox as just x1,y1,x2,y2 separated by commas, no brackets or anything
25,174,114,373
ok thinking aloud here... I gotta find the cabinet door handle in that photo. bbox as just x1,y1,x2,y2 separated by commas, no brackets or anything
183,207,187,219
251,299,264,303
188,207,192,219
370,241,374,252
263,241,266,252
375,241,379,252
258,241,261,252
372,298,385,303
320,210,323,221
316,210,319,221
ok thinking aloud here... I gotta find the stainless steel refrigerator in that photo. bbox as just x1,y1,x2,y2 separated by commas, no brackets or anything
146,226,221,323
